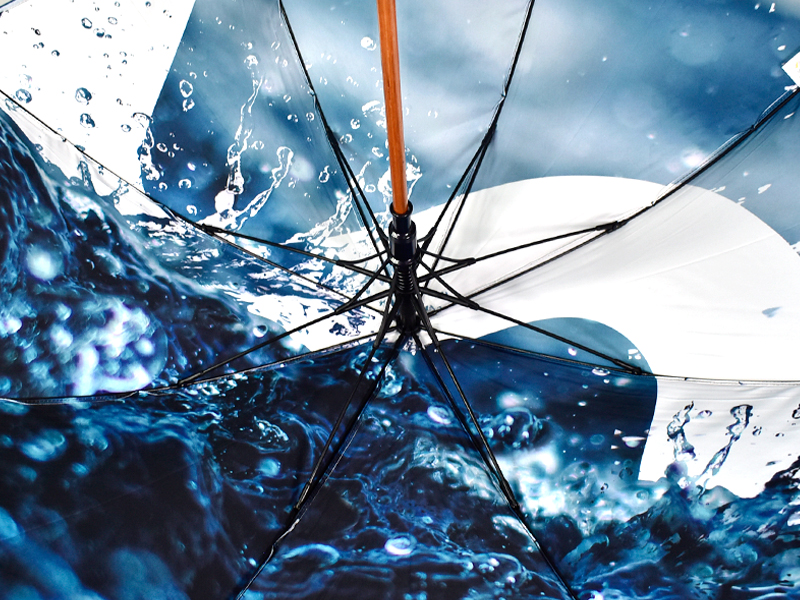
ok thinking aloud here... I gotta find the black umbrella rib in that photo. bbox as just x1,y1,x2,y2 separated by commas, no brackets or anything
196,222,392,283
412,334,579,600
278,0,391,269
4,332,380,405
177,286,392,386
432,328,637,374
437,86,800,303
421,0,537,265
235,336,403,600
457,303,642,374
418,221,617,285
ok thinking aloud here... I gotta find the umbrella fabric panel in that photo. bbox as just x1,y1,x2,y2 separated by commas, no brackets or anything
430,175,800,381
436,339,800,597
471,0,800,195
143,0,378,259
281,0,531,220
246,345,572,599
0,344,392,599
0,107,377,399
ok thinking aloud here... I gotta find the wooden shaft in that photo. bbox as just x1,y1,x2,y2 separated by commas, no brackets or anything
376,0,409,215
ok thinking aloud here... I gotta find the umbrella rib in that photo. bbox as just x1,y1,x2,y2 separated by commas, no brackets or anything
196,222,393,282
406,271,518,507
412,333,579,600
195,219,374,304
421,0,537,265
235,337,403,600
432,328,637,374
431,86,800,305
3,332,380,405
418,281,644,374
279,0,391,269
176,286,392,386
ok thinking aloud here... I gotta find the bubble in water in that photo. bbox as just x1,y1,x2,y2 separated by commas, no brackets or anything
81,17,92,28
79,113,95,128
26,246,62,280
427,406,452,425
384,535,415,556
75,87,92,104
318,166,330,183
178,179,192,189
179,79,193,98
361,36,376,51
14,89,31,104
20,430,66,461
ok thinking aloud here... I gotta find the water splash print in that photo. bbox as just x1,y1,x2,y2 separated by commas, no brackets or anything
200,146,293,231
226,54,264,195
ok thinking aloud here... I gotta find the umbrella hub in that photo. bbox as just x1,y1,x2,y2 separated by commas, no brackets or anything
389,204,422,335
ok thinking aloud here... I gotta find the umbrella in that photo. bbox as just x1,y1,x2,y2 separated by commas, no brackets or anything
1,0,800,597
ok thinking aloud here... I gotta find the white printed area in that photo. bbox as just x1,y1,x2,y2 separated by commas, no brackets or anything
0,0,194,185
428,176,800,381
640,378,800,498
783,49,800,86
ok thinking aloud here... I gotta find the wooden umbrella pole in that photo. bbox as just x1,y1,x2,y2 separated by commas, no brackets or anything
376,0,409,215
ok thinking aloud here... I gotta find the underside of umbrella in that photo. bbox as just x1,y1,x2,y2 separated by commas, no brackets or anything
1,0,800,599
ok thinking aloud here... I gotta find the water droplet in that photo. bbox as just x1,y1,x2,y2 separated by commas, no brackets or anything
339,133,353,144
32,42,44,49
350,118,360,129
253,324,268,338
793,405,800,419
305,112,315,121
592,368,610,377
178,178,192,189
108,16,118,25
384,535,415,556
158,182,168,191
51,49,60,57
81,17,93,28
244,54,258,67
318,166,330,183
186,204,198,215
75,87,92,104
179,79,193,98
120,124,131,132
156,142,168,152
568,347,578,356
79,113,95,128
622,435,646,448
14,89,31,104
95,28,105,38
182,98,195,112
361,36,376,51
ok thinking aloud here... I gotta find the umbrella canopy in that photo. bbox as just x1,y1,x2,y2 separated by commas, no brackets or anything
2,0,800,598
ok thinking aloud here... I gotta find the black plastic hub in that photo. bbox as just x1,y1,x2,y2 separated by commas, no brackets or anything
388,203,421,334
